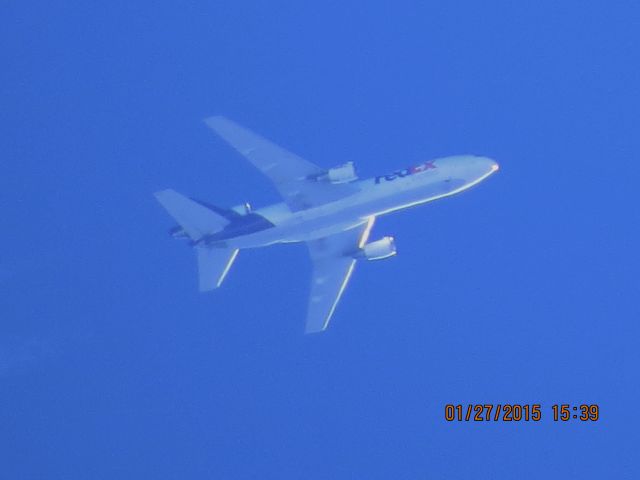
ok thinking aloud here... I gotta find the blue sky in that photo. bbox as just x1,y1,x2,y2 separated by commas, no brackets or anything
2,1,639,478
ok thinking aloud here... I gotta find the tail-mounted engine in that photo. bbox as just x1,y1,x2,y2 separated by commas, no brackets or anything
356,236,397,261
231,202,252,215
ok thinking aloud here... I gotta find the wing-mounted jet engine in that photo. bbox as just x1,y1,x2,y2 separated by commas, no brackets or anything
310,162,358,184
356,236,397,260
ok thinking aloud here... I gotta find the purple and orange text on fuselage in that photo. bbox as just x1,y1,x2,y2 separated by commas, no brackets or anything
374,161,436,184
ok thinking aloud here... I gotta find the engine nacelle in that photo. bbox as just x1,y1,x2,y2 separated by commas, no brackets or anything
357,236,397,261
325,162,358,184
231,202,252,215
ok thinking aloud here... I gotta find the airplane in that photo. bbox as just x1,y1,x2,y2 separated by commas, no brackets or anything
155,116,499,333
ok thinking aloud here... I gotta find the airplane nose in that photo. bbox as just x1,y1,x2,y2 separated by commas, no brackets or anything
436,155,498,177
478,156,499,174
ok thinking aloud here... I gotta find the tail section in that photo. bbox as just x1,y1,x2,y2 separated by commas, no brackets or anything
156,189,240,289
154,189,230,240
196,246,239,291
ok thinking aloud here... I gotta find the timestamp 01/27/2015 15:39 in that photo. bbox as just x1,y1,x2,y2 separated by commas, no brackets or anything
444,404,600,422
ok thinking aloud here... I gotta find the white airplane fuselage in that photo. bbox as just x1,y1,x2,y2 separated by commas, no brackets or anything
222,155,499,249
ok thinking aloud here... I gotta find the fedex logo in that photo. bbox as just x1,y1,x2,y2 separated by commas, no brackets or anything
374,161,436,184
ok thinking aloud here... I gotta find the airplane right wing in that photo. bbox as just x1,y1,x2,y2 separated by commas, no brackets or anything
204,116,359,211
304,217,375,333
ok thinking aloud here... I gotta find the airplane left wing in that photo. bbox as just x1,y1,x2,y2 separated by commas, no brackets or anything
304,217,375,333
204,116,359,211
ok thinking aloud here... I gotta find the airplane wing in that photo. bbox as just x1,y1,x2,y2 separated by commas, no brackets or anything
304,217,375,333
204,116,359,211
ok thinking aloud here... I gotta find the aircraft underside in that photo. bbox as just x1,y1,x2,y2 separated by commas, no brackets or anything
155,116,498,333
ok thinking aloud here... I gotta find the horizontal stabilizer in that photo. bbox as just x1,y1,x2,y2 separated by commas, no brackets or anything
155,189,230,240
197,247,239,291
